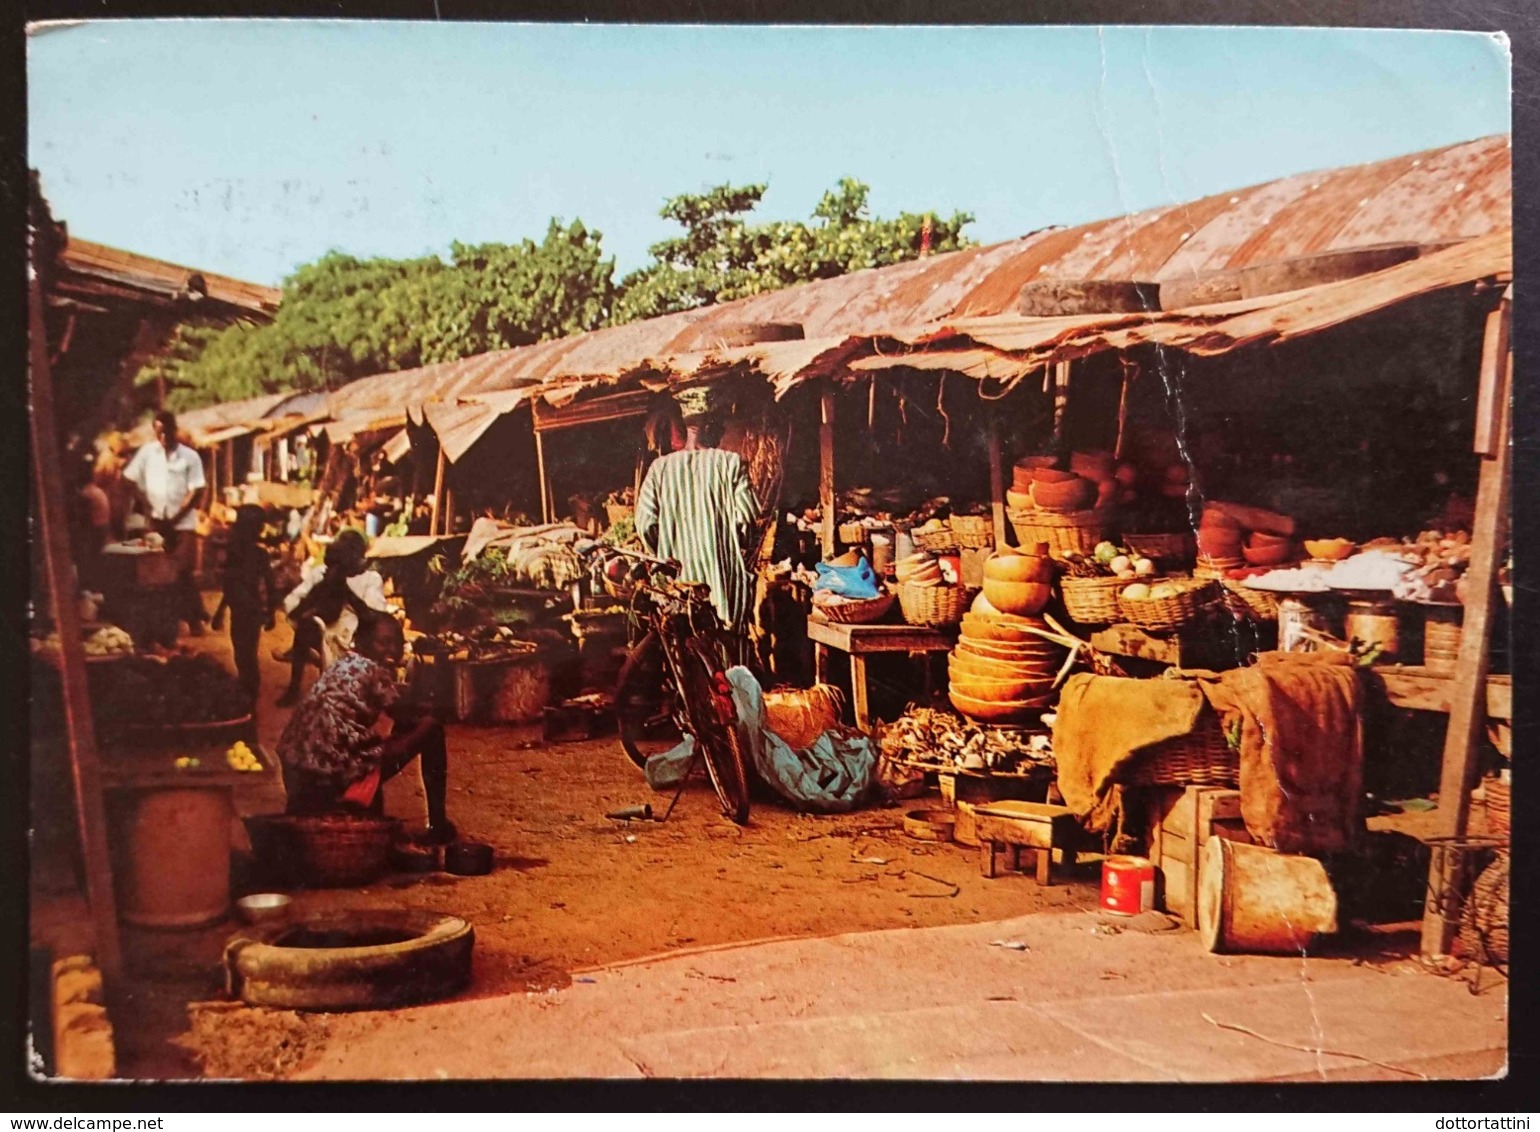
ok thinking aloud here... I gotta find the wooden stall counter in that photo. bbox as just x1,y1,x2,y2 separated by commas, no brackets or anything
807,618,955,732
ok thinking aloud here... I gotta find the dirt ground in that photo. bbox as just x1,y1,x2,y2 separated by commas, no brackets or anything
97,616,1105,1079
40,609,1500,1080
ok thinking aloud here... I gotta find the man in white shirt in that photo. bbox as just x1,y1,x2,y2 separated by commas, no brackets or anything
123,410,209,636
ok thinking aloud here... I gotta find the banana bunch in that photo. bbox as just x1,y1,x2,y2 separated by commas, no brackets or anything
225,741,262,773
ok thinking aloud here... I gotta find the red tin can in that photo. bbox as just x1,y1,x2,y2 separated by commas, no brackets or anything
1100,855,1155,916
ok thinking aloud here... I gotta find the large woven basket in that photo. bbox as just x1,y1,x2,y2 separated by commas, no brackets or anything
812,591,895,625
1484,776,1510,839
912,525,960,555
1120,716,1239,788
950,516,995,550
1123,532,1193,564
605,503,635,528
838,522,870,546
1007,507,1109,558
1456,850,1508,968
245,813,399,888
1060,576,1126,625
1118,578,1220,633
1423,606,1463,673
1222,579,1279,621
897,582,970,627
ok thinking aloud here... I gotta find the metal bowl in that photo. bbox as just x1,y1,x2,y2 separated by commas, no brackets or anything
236,893,293,926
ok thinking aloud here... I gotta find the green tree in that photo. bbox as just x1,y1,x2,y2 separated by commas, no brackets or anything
611,178,973,323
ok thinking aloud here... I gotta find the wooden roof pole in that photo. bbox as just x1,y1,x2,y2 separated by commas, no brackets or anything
429,444,447,537
534,430,553,525
28,272,123,982
987,414,1009,550
1420,291,1512,959
819,388,836,560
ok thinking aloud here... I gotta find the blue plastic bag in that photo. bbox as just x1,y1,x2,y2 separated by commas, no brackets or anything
814,558,881,600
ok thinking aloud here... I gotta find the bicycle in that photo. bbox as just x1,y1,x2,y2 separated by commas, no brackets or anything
598,546,754,825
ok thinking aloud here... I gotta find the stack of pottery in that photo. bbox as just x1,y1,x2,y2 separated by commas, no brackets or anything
1241,531,1297,568
948,547,1066,725
1069,451,1120,511
1195,507,1245,571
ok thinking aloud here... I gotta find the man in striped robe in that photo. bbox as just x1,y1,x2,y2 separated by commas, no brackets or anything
635,401,759,636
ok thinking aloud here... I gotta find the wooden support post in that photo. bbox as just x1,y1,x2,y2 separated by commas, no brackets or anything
987,415,1008,549
208,443,219,501
442,488,454,536
534,430,553,525
819,388,836,560
429,445,447,536
1421,294,1512,959
28,273,122,982
1052,360,1071,445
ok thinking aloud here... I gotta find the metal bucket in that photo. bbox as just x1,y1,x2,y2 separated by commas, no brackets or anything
1344,598,1399,662
1101,855,1156,916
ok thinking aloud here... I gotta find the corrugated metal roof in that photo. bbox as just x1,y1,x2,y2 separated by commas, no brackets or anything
60,238,282,315
320,134,1507,421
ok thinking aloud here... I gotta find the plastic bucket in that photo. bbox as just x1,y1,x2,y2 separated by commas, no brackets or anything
1101,855,1155,916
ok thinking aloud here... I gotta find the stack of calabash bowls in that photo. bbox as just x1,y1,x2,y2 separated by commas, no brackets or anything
948,548,1067,725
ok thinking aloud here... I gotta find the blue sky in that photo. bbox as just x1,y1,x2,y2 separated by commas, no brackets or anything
27,22,1510,288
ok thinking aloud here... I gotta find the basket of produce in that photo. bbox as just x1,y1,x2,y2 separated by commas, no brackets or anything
811,590,895,625
1123,532,1192,564
1222,578,1279,621
911,520,959,556
1057,542,1158,624
93,655,254,745
280,813,401,889
1117,578,1220,633
1007,507,1110,559
897,582,970,627
950,515,995,550
1120,714,1239,788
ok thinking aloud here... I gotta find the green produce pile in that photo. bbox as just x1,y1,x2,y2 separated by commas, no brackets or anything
91,655,252,730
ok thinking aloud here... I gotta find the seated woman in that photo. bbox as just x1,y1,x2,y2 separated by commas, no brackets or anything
276,610,457,844
276,528,387,706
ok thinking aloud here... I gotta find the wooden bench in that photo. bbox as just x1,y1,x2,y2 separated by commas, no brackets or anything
973,800,1086,886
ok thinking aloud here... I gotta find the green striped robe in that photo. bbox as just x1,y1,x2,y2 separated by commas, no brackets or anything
635,448,759,631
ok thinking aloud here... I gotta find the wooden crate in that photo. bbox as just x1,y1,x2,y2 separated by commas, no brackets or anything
1146,785,1252,927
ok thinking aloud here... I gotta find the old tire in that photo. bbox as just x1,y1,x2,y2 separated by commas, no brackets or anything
224,909,473,1011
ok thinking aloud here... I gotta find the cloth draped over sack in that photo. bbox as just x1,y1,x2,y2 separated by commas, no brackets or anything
1051,652,1364,855
646,667,876,812
1052,674,1208,850
1189,651,1364,855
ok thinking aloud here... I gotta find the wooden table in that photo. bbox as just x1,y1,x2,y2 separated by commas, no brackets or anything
1374,666,1511,721
806,619,955,732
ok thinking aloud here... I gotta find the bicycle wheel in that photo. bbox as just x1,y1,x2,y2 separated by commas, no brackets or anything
677,646,752,825
614,631,679,770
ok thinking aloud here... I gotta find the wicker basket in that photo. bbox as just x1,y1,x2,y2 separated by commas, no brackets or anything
1124,532,1192,563
950,516,995,550
1423,605,1463,673
1059,576,1126,625
281,813,400,888
1118,578,1220,633
897,582,970,627
1222,579,1279,621
1007,507,1109,559
605,502,635,528
1456,849,1508,968
812,591,895,625
838,522,870,546
912,525,960,555
1120,716,1239,787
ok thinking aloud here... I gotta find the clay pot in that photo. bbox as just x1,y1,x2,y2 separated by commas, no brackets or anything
949,674,1056,704
1303,538,1355,561
949,652,1061,682
1006,488,1035,511
1247,531,1292,549
1094,479,1119,508
982,578,1053,616
1242,542,1295,567
1014,455,1058,473
1070,450,1116,481
1011,472,1035,494
1031,468,1081,485
983,550,1054,585
1030,477,1096,511
948,688,1052,724
1196,527,1244,559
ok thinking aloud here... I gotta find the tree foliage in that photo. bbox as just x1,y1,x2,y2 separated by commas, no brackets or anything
144,180,971,412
